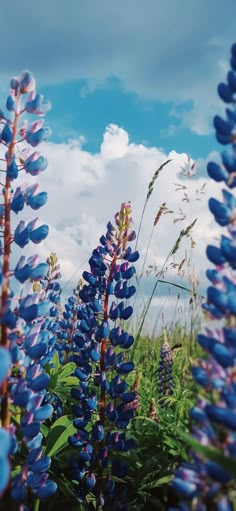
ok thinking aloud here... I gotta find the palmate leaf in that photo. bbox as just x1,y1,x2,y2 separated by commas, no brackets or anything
58,362,76,381
45,415,76,457
53,377,79,403
61,376,79,386
177,429,236,477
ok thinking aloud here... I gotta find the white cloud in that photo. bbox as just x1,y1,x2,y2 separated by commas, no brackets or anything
11,123,223,331
101,125,129,159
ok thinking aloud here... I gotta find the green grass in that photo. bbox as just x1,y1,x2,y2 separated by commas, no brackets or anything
117,327,203,510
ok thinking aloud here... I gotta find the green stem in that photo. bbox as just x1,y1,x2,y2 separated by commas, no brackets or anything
135,198,147,250
135,159,171,250
34,498,40,511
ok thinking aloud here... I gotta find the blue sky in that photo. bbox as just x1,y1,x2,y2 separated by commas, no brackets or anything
2,0,236,329
42,78,218,160
1,0,235,159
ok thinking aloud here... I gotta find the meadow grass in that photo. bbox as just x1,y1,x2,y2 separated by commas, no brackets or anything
41,161,205,511
0,155,209,511
37,327,201,511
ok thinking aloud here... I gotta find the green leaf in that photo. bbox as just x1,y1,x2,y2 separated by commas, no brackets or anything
158,279,197,294
140,474,172,490
52,390,68,403
44,362,51,375
52,351,60,371
40,423,49,438
133,416,159,425
62,376,79,386
9,405,21,424
164,438,177,449
58,362,76,381
45,415,76,457
177,429,236,477
49,471,78,502
48,372,58,390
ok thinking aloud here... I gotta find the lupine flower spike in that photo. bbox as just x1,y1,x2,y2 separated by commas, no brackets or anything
171,42,236,511
0,71,57,504
60,202,139,508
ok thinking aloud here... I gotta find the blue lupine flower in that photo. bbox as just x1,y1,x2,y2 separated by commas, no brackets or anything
24,151,48,175
19,70,36,93
209,190,236,226
116,361,134,374
27,191,48,210
11,186,25,213
57,203,139,505
2,123,13,144
15,255,49,283
171,42,236,511
30,224,49,244
7,155,18,180
1,302,17,328
14,219,49,247
0,69,57,507
25,92,51,115
26,122,51,147
35,480,57,500
31,263,49,280
14,220,31,248
6,93,16,112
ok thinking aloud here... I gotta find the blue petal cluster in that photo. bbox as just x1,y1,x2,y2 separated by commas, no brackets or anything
14,218,49,248
0,71,57,503
60,203,139,505
171,43,236,511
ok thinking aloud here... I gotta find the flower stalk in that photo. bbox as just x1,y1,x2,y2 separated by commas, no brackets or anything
62,202,139,506
0,70,57,504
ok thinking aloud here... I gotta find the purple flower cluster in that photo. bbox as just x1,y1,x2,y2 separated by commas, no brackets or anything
59,202,139,507
10,354,56,501
0,71,57,502
170,43,236,511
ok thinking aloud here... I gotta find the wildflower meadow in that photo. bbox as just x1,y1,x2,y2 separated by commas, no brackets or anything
1,42,236,511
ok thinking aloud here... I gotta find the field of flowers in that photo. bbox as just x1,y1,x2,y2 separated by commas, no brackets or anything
0,43,236,511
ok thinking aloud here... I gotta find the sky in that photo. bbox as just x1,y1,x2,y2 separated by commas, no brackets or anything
1,0,236,332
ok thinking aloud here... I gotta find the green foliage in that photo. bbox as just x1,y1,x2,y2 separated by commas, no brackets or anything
107,332,199,510
45,415,76,457
36,329,200,510
177,429,236,477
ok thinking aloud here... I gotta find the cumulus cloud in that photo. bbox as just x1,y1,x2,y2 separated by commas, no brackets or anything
12,123,222,329
0,0,235,132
